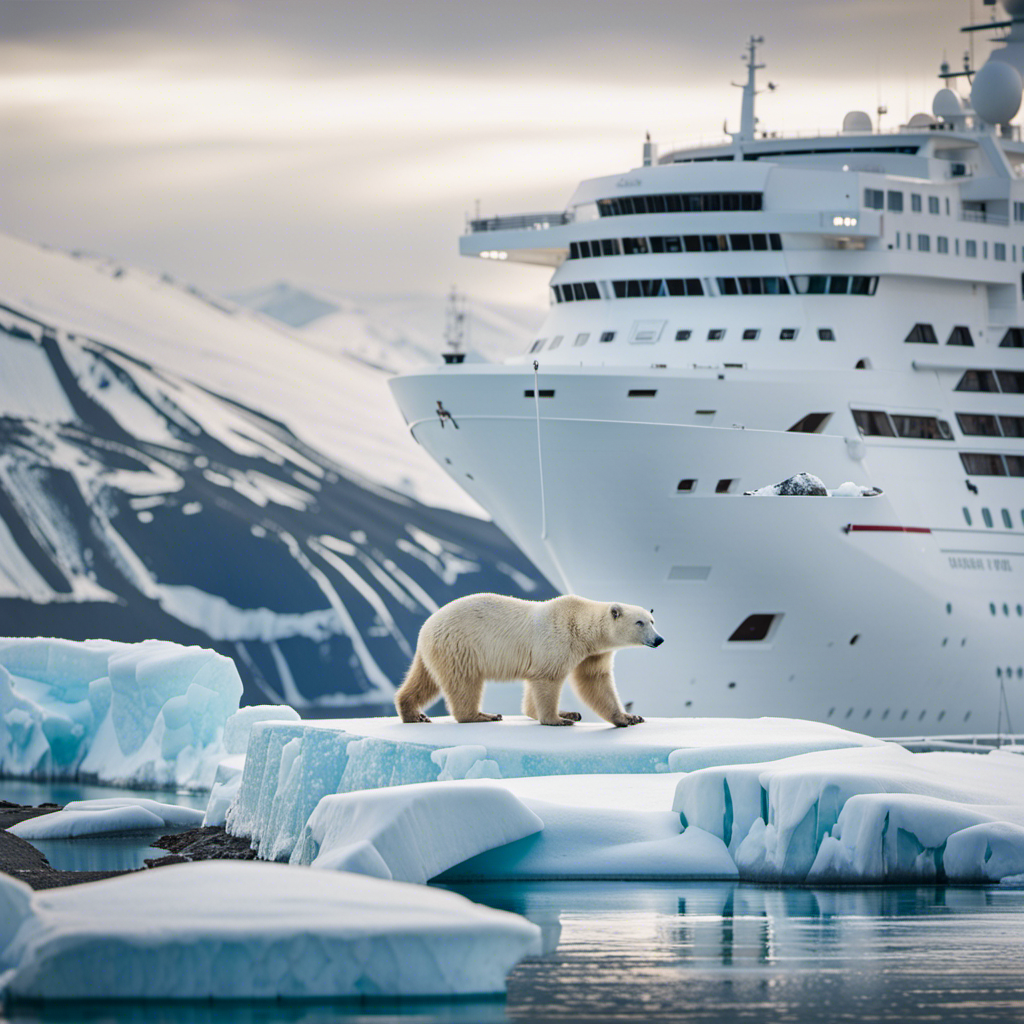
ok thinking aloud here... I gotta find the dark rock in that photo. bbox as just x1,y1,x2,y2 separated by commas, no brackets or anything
153,825,256,861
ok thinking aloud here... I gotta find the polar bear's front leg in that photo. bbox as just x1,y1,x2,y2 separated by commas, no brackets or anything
570,654,644,727
525,679,574,726
522,686,579,723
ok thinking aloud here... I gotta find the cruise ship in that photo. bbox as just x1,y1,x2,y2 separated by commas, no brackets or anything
389,4,1024,735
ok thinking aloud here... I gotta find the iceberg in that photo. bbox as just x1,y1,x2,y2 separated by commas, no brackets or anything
0,637,293,790
0,862,540,1000
226,715,879,861
9,798,204,840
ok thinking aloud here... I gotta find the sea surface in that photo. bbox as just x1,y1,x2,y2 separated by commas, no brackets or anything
4,784,1024,1022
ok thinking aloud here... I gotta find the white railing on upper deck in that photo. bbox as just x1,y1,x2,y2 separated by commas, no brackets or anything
961,208,1010,225
468,211,572,234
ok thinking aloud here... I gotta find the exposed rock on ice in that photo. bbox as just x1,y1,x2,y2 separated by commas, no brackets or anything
227,716,879,862
0,637,293,790
744,473,881,497
0,862,540,999
292,780,544,882
9,798,203,840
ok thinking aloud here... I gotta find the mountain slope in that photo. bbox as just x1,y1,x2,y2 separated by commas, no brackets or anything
0,238,554,709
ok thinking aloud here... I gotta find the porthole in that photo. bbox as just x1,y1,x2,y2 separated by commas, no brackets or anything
780,328,798,340
942,638,948,646
677,479,696,493
997,667,1003,677
727,681,737,689
900,709,909,720
845,708,854,719
676,329,692,341
863,709,872,719
1003,509,1014,529
882,709,890,720
742,329,760,341
818,328,836,341
685,700,692,707
965,711,972,722
983,508,993,528
990,602,997,616
1004,604,1010,616
828,706,836,717
938,710,946,721
1017,605,1023,616
946,602,953,614
918,710,927,721
716,478,736,494
963,507,972,526
849,634,860,645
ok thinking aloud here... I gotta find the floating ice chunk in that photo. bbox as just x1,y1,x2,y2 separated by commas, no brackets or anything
0,637,244,789
0,862,540,1000
831,481,883,497
9,798,204,839
944,822,1024,883
292,780,543,883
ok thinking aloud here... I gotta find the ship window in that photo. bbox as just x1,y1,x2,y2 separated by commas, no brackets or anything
702,235,723,252
530,339,545,353
524,389,555,398
983,507,994,527
716,478,736,493
751,234,768,250
938,236,949,254
1000,416,1024,436
1007,455,1024,476
887,190,904,212
829,275,850,294
708,328,725,340
852,409,896,437
955,370,999,392
957,413,1001,436
573,332,589,347
911,194,922,213
675,329,692,341
996,243,1007,262
850,276,879,295
1000,328,1024,347
769,233,783,250
677,479,696,492
628,389,657,397
600,331,616,342
623,237,649,255
855,358,871,369
818,328,835,341
998,370,1024,393
904,323,938,344
569,242,580,259
596,191,763,216
585,282,600,300
573,283,586,301
929,196,940,214
918,235,931,252
963,507,972,526
1003,509,1013,529
742,329,760,340
985,241,989,259
780,328,798,340
603,238,621,256
788,412,833,433
718,277,739,295
947,326,973,346
728,613,782,642
684,235,702,252
966,240,977,258
549,335,563,350
791,275,827,294
890,415,953,440
730,234,752,251
864,188,884,209
961,453,1007,476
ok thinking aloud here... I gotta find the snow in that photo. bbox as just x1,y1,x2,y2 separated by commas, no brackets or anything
0,330,75,424
744,473,882,497
0,233,513,515
674,744,1024,883
0,637,291,790
292,781,544,882
9,798,204,839
0,862,540,1000
227,715,879,862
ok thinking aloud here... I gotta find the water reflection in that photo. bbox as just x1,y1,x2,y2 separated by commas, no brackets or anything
23,831,184,872
3,882,1024,1023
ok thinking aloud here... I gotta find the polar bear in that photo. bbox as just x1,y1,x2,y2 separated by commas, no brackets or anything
394,593,664,727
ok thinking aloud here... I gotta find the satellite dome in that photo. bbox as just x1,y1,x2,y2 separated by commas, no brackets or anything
842,110,873,133
907,112,937,128
1003,0,1024,15
972,59,1024,124
932,88,964,119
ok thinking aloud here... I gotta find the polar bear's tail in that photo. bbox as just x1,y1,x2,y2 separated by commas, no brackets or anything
395,652,441,722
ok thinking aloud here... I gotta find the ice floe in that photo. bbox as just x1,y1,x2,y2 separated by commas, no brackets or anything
0,637,292,790
0,862,540,999
227,715,880,862
9,798,203,839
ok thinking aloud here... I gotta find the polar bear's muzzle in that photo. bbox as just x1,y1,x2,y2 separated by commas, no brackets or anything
647,633,665,648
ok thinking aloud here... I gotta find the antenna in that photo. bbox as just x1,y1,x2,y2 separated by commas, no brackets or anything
730,35,766,142
442,286,467,365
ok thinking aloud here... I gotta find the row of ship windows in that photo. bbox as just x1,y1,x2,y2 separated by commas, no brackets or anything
955,369,1024,393
966,507,1024,529
567,233,783,259
529,326,838,351
864,189,946,214
550,275,879,303
893,234,1013,260
596,192,763,217
960,453,1024,477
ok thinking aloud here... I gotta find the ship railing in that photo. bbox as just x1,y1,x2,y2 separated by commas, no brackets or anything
467,211,572,233
886,733,1024,754
960,209,1009,225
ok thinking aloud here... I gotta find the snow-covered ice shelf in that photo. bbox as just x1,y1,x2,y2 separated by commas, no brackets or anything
0,862,540,1000
9,798,204,839
226,715,881,862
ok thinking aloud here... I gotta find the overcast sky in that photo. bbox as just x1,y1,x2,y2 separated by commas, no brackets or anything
0,0,1002,308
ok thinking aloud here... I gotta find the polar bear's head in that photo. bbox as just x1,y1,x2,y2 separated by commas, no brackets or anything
608,603,664,650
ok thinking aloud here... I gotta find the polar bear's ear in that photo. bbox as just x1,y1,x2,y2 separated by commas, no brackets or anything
611,605,621,619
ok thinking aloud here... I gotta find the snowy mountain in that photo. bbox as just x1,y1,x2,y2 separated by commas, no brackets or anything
231,281,541,375
0,234,554,710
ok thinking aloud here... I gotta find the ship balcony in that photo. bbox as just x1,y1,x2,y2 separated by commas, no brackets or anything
467,211,573,233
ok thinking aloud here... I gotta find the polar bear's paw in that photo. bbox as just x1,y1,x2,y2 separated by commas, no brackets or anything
559,711,582,722
612,713,645,728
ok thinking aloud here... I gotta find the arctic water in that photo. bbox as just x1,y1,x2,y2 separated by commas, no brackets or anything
5,783,1024,1023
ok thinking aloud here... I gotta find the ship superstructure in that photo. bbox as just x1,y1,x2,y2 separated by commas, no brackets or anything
390,6,1024,734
